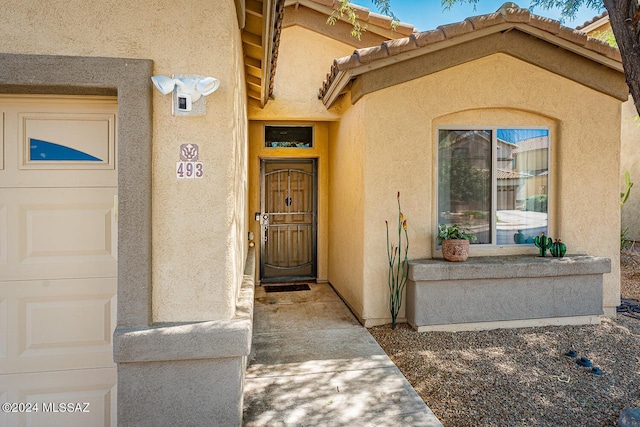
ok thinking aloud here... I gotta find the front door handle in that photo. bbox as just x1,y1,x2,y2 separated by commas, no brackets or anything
262,213,269,243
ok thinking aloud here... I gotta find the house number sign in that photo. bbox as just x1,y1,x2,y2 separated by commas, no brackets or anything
176,143,204,179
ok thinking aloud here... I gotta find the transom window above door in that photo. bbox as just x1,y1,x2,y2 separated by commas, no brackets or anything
265,125,313,148
437,128,550,246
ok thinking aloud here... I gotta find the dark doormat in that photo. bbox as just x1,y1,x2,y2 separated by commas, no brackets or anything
264,283,311,293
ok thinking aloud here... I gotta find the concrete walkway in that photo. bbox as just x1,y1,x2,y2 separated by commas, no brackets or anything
243,283,443,427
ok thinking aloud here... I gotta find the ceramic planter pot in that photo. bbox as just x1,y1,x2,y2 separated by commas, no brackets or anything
442,239,470,262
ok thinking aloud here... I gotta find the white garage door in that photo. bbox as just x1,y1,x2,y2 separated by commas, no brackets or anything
0,95,118,426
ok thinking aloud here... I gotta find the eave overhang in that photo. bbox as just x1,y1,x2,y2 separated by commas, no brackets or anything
283,0,414,40
320,8,625,108
242,0,284,108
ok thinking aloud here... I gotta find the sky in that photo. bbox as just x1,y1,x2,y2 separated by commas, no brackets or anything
352,0,605,31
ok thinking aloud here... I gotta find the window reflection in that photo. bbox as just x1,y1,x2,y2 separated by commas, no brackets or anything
438,130,492,244
438,128,549,245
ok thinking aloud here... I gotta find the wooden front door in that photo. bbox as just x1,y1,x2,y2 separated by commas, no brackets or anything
260,160,317,281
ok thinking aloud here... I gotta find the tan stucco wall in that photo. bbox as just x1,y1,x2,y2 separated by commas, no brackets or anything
148,4,248,322
248,25,355,121
330,53,622,325
328,94,367,318
621,96,640,241
581,21,640,241
248,121,329,281
0,0,248,322
582,22,640,242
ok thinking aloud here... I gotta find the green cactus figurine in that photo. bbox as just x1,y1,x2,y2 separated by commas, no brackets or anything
534,232,553,257
550,239,567,258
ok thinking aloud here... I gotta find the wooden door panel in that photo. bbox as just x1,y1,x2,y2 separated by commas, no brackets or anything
261,161,316,280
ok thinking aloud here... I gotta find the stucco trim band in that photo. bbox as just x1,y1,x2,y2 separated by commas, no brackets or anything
114,248,256,363
0,53,153,327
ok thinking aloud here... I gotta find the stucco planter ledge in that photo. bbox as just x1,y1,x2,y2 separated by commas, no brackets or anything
406,255,610,332
113,313,252,364
113,287,253,363
113,249,256,427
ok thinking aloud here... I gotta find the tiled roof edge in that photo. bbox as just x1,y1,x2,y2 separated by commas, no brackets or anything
269,0,286,98
298,0,415,36
319,3,622,102
576,10,609,30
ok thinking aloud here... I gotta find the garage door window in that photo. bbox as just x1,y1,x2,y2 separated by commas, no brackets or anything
20,113,116,170
30,138,102,161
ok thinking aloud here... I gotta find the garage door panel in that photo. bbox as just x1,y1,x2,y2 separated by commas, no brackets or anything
0,298,6,359
21,204,114,262
1,111,5,170
0,278,116,375
0,203,7,266
1,95,118,426
0,188,117,282
1,98,116,188
1,367,116,427
20,294,114,354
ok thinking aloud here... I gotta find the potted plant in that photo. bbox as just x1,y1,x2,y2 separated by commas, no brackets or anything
437,224,477,262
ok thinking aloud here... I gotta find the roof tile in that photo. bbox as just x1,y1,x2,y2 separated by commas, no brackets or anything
502,7,530,23
334,55,361,70
465,12,506,30
319,80,328,99
576,11,608,30
355,44,390,64
585,38,622,61
395,22,416,36
557,26,588,46
438,20,474,38
266,0,285,101
529,15,561,34
413,29,446,47
383,36,418,56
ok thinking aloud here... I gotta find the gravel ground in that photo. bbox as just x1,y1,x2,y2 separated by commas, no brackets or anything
370,254,640,427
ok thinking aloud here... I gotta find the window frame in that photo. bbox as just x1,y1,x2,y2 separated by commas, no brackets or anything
435,125,552,248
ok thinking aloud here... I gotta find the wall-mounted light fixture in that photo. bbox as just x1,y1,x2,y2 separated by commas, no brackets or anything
151,74,220,116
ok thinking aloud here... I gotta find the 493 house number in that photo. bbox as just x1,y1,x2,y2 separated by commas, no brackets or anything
176,161,203,179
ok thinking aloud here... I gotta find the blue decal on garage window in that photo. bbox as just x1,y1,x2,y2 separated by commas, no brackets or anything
29,138,102,161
